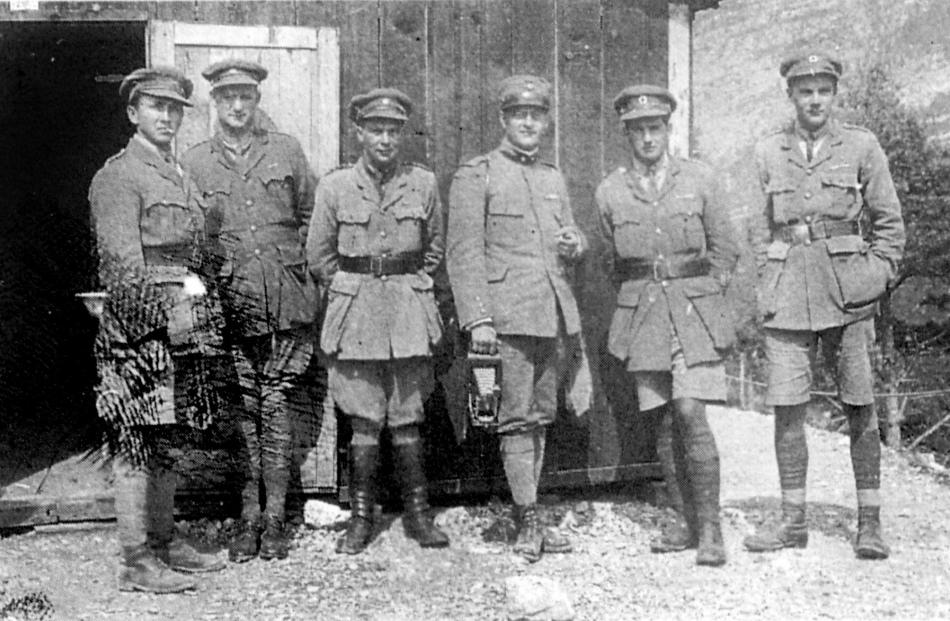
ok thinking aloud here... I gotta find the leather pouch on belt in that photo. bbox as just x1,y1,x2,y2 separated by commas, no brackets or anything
825,236,889,309
757,240,790,317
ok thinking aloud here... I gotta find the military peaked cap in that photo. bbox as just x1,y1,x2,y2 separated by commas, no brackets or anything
498,75,552,111
202,59,268,89
780,52,843,82
119,66,193,106
613,84,676,121
349,87,412,123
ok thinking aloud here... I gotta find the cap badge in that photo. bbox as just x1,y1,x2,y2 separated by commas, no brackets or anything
808,55,819,63
638,95,649,105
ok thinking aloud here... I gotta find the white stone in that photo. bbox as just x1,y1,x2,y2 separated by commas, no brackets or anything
505,575,575,621
303,499,349,528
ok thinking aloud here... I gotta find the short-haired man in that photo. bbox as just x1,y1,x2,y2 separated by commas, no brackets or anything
183,59,319,562
596,85,738,566
89,67,225,593
744,53,905,560
307,88,449,555
447,75,585,562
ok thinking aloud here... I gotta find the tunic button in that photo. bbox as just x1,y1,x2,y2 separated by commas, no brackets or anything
803,215,812,223
254,249,261,256
380,231,387,238
250,225,257,232
807,169,814,175
653,202,659,207
661,280,668,287
804,192,812,199
655,228,662,234
246,199,254,206
380,274,388,281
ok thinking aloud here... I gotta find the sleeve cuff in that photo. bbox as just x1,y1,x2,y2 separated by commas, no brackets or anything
463,317,493,331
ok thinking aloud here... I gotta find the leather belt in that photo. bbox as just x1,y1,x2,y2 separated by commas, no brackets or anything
339,252,423,277
616,257,709,282
777,220,860,246
143,245,194,267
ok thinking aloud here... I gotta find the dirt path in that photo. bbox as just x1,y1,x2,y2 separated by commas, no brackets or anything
3,406,950,621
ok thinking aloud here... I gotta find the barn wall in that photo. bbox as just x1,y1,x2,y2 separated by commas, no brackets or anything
0,1,690,518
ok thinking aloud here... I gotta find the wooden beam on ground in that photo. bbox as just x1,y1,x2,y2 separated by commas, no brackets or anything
0,494,114,530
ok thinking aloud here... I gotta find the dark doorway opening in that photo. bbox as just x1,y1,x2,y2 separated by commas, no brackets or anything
0,21,145,495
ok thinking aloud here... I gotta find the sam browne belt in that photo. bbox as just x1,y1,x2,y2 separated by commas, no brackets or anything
339,251,423,277
615,257,710,281
776,219,860,246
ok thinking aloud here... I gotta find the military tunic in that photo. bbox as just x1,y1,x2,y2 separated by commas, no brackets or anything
597,156,738,372
307,158,444,425
89,136,221,430
307,158,444,361
751,120,905,331
447,140,585,433
182,130,318,337
447,142,583,337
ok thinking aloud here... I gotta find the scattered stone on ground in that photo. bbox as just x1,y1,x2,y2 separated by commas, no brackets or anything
504,575,575,621
303,499,349,529
3,407,950,620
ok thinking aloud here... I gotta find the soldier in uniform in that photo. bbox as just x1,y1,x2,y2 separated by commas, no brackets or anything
88,67,225,593
306,88,449,554
596,85,738,567
743,53,905,560
183,60,319,562
446,75,584,562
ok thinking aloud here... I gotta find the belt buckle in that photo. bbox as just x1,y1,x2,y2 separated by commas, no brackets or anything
652,259,669,281
370,255,385,277
788,223,811,246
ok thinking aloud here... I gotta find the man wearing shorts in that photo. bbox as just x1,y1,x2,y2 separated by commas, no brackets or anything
744,53,904,560
596,84,739,566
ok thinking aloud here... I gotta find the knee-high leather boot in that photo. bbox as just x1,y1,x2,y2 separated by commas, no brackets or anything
394,437,449,548
336,443,379,555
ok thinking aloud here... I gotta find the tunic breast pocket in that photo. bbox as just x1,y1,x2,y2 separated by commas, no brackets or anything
671,195,706,251
612,210,648,255
142,199,198,245
259,162,295,205
337,203,373,254
821,170,861,217
486,197,527,247
765,180,797,222
199,186,229,235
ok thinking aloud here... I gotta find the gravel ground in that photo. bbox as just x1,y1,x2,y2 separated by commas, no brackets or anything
3,406,950,621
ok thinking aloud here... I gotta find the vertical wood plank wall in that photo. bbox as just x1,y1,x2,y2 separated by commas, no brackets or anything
155,0,673,481
142,0,671,200
0,1,683,498
155,0,675,483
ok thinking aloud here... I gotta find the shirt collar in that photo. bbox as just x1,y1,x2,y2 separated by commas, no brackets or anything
361,157,397,185
498,137,540,165
794,118,833,143
133,132,174,163
630,151,668,178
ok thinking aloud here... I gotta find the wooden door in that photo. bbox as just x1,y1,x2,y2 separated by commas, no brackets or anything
149,21,340,177
149,21,341,493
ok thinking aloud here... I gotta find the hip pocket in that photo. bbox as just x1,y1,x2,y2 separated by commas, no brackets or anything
320,272,362,354
825,236,889,309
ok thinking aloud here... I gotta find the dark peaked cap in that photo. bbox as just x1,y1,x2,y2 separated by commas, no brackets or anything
119,66,193,106
613,84,677,121
497,74,552,111
202,59,269,89
349,88,413,123
780,52,843,82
